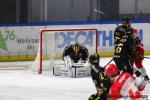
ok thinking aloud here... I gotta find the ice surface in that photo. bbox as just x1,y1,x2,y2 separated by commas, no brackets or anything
0,57,149,100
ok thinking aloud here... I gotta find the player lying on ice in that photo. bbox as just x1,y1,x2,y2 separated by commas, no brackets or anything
105,63,148,100
88,53,148,100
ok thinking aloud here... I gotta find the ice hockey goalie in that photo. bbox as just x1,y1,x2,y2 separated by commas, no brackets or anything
53,43,90,77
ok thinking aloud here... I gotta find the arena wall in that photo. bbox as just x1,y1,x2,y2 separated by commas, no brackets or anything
0,21,150,61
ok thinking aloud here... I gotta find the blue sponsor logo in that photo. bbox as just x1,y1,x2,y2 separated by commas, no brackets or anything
55,29,143,48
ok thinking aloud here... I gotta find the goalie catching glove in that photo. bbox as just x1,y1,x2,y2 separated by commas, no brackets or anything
63,55,73,68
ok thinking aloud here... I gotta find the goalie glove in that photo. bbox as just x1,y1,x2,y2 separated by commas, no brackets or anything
63,55,73,68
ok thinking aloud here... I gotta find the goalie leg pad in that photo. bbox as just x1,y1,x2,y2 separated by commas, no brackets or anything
54,66,90,77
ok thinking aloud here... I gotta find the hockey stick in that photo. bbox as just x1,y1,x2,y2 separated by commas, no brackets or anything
94,9,119,27
103,58,114,68
73,63,86,67
90,58,113,74
144,56,150,59
94,9,106,16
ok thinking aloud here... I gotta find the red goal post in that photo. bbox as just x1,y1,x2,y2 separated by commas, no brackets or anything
36,28,99,74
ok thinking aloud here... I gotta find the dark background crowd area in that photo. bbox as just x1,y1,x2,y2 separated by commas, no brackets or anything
0,0,150,24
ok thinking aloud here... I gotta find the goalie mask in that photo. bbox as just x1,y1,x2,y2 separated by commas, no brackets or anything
72,43,80,55
89,53,100,65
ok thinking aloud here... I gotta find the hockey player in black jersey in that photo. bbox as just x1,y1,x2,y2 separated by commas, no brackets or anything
62,43,89,63
88,54,111,100
113,17,135,74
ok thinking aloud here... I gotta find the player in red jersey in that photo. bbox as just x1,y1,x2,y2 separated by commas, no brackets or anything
105,64,146,100
133,29,149,81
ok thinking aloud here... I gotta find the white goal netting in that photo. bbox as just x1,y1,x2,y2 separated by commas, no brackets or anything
32,28,99,74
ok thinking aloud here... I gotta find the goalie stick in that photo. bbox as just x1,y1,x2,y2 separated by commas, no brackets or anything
73,62,87,67
144,56,150,59
104,58,114,68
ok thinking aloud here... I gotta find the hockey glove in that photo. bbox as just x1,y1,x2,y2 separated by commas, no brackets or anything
144,75,150,81
88,94,100,100
134,70,142,77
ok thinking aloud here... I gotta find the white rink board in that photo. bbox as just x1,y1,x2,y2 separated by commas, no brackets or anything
0,23,150,59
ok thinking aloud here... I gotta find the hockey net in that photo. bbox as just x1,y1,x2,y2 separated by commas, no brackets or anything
32,28,99,74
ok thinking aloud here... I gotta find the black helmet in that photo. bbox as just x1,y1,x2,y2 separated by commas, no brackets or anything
122,16,130,25
89,53,100,65
72,43,80,55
